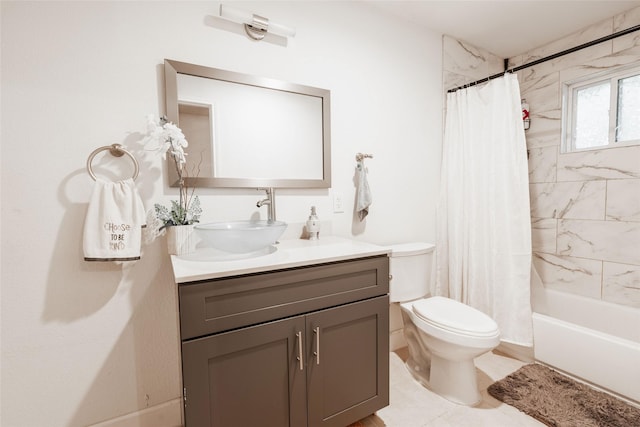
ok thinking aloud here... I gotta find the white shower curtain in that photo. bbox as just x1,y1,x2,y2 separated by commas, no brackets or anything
435,74,533,346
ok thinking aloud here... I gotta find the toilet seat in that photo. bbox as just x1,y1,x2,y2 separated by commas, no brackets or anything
412,296,499,338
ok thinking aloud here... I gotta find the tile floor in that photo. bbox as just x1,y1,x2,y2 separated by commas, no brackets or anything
353,349,546,427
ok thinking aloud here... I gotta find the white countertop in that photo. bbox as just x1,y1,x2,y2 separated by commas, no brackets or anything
170,236,390,283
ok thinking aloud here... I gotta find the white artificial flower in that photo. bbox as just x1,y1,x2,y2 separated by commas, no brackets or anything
143,115,188,166
142,114,200,242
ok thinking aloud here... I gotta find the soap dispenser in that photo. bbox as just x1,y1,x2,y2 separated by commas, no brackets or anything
307,206,320,240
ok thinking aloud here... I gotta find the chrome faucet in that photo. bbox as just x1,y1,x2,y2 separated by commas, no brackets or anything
256,187,276,222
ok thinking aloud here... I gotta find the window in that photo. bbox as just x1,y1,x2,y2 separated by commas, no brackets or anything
563,65,640,152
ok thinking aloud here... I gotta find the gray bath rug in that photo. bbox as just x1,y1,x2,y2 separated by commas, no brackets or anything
487,363,640,427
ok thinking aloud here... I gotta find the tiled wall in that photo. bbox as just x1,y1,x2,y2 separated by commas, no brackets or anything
443,6,640,309
442,35,504,93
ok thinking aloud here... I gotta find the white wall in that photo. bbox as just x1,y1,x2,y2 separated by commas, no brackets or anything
1,2,443,426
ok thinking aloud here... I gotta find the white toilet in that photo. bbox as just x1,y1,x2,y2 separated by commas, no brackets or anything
389,243,501,406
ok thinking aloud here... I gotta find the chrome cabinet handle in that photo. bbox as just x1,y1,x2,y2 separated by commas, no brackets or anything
313,326,320,365
296,331,304,371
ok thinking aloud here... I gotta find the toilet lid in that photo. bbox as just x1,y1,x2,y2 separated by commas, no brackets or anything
412,297,499,337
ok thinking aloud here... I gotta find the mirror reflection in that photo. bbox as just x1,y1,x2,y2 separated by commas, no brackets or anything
164,59,331,188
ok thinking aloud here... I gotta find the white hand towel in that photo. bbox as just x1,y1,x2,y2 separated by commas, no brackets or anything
356,160,372,221
83,178,146,261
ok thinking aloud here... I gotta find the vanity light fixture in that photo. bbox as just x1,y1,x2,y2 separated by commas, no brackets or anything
219,4,296,41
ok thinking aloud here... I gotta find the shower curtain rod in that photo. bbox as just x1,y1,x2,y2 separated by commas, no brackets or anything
447,24,640,93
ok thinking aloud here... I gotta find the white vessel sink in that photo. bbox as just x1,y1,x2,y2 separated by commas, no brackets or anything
195,220,288,254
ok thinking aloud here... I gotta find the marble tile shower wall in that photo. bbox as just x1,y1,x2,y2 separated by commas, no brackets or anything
442,6,640,308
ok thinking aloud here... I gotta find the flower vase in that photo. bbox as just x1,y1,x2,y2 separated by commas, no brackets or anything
166,224,196,255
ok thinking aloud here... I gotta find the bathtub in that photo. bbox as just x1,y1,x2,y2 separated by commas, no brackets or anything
532,286,640,405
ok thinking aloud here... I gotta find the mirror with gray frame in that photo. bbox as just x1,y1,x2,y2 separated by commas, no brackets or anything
164,59,331,188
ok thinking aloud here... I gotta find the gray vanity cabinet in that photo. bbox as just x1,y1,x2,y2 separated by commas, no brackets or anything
181,315,308,427
305,296,389,427
178,255,390,427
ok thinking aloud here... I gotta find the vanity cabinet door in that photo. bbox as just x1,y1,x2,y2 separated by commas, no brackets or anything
306,295,389,427
181,315,308,427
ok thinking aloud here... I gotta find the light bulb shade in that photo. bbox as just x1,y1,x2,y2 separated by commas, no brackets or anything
220,4,252,23
219,4,296,38
268,21,296,38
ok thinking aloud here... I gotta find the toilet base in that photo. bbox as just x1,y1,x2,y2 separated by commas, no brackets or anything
405,354,481,406
429,354,481,406
405,355,431,389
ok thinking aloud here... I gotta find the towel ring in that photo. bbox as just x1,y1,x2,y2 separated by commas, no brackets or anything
86,144,139,181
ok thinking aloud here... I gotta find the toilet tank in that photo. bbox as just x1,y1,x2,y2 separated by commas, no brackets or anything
388,242,435,303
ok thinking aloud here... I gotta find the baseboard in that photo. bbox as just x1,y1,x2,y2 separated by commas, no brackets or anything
496,341,534,363
88,398,182,427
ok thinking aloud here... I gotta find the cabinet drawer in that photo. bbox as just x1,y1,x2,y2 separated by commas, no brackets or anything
179,255,389,340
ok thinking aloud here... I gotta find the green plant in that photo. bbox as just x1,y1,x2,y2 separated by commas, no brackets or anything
154,197,201,230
